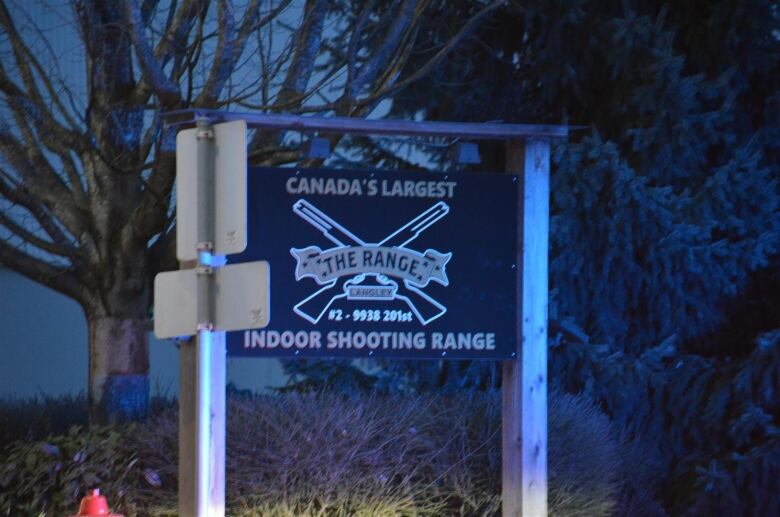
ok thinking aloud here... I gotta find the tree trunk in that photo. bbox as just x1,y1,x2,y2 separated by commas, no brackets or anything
87,317,149,425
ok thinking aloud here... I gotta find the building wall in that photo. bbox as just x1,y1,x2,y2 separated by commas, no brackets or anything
0,267,286,399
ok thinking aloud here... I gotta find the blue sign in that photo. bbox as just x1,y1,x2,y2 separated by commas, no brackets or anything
227,167,519,359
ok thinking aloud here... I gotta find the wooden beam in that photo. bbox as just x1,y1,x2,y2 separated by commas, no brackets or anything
178,337,197,515
502,138,549,516
164,109,573,140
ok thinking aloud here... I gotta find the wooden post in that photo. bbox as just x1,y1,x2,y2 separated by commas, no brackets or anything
502,138,550,517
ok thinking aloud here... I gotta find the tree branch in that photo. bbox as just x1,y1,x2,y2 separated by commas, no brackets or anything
345,1,374,101
351,0,419,95
0,237,84,303
125,149,175,250
154,0,201,64
128,0,195,105
195,0,237,106
41,138,89,208
247,147,300,167
0,122,87,241
274,0,328,108
148,220,177,276
125,0,182,106
248,0,328,150
0,5,86,150
0,169,79,259
357,0,505,106
0,209,73,259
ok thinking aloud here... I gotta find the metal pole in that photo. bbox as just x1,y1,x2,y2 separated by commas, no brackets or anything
179,118,226,516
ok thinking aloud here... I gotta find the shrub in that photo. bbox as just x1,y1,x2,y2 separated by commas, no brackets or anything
0,424,148,515
552,328,780,516
1,390,628,516
548,391,621,517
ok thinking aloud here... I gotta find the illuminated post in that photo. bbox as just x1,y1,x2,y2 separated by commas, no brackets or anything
179,118,226,517
503,138,550,516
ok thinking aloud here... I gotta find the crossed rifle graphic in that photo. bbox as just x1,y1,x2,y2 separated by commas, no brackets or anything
290,199,452,325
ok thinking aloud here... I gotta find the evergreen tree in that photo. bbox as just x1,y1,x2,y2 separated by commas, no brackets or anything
392,0,780,354
318,0,780,511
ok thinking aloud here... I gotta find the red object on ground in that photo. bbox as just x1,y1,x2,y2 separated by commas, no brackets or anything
70,488,124,517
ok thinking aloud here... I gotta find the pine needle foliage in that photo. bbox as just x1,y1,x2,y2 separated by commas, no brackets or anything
328,1,780,513
391,0,780,354
551,329,780,515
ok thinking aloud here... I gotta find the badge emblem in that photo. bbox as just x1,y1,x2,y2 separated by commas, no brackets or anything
290,199,452,325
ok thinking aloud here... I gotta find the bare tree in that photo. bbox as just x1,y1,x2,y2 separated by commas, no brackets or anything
0,0,503,423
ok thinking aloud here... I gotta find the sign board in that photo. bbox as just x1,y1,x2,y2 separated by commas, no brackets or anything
227,168,518,359
176,120,248,260
154,261,270,338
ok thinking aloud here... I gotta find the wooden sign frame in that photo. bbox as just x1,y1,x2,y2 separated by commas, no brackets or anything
164,109,568,517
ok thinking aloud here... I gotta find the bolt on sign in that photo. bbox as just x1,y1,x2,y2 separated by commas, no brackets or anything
227,167,519,359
